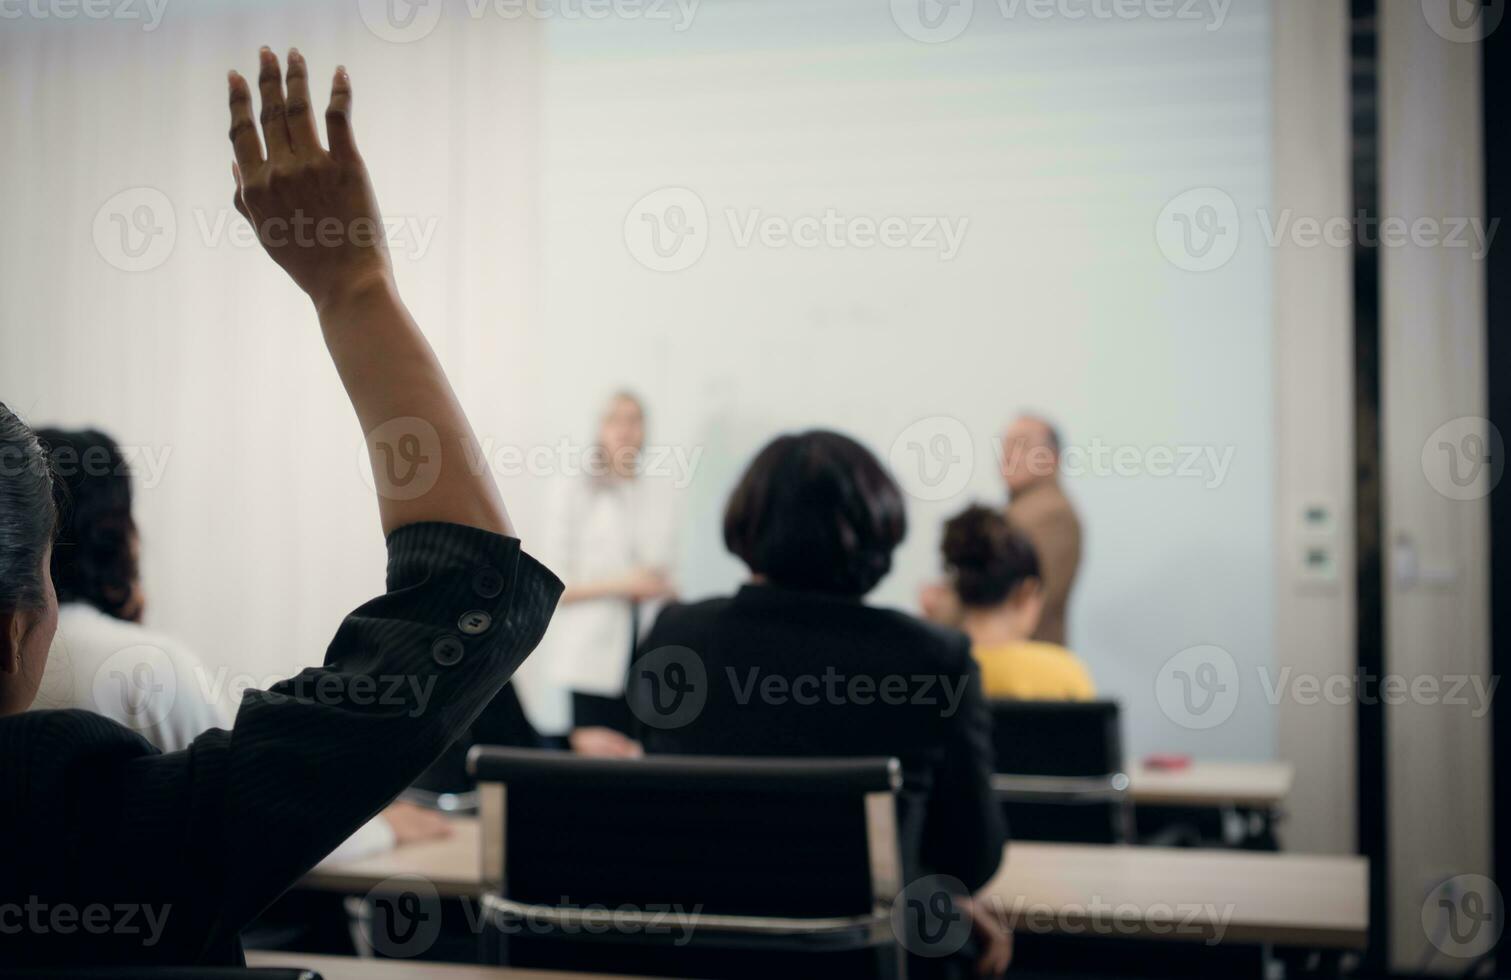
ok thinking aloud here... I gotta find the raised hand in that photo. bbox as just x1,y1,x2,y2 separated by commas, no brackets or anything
223,49,512,539
228,48,392,315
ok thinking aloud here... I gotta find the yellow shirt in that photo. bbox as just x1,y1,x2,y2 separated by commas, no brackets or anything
972,641,1096,701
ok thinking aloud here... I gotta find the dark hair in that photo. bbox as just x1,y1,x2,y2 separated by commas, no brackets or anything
35,428,138,620
0,404,57,613
723,430,906,597
941,504,1041,609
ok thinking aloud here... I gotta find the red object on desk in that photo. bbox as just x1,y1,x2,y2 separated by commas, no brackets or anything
1143,754,1192,771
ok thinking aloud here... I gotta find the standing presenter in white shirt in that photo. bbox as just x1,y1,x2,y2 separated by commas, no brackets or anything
538,392,678,756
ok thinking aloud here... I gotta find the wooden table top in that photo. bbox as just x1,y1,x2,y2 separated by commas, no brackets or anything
299,813,1366,949
1129,761,1296,808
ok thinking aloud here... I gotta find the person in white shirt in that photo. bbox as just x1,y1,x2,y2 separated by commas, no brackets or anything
33,427,447,859
538,392,677,752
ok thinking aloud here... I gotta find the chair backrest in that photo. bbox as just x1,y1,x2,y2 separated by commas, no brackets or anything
467,748,902,921
989,699,1123,777
988,699,1131,844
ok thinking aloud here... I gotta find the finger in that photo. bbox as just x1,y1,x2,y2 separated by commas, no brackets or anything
283,48,321,154
230,161,251,222
256,46,291,160
227,71,264,173
325,64,358,163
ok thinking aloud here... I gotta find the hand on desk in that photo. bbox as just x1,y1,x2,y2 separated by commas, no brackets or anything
962,895,1013,977
381,801,455,847
569,726,644,759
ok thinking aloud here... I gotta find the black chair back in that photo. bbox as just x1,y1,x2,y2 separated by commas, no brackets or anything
468,747,904,979
989,699,1132,843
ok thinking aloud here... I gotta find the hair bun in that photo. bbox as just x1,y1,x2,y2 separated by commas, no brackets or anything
941,504,1040,608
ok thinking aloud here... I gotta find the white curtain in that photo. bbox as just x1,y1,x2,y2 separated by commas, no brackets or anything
0,1,557,715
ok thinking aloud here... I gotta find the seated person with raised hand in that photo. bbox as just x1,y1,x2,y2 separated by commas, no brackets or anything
0,48,560,968
935,504,1094,701
635,431,1011,979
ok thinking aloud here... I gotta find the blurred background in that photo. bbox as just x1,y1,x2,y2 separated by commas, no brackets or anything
0,0,1502,974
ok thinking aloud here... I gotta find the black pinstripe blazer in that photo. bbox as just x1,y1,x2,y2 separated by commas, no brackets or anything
0,522,561,967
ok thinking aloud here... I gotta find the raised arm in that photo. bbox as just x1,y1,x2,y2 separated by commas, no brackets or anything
228,47,509,537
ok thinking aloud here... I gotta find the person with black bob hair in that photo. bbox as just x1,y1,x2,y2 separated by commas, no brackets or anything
722,430,907,596
937,504,1094,700
637,429,1011,978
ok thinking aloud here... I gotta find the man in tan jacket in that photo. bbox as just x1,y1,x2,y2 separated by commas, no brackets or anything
999,415,1081,646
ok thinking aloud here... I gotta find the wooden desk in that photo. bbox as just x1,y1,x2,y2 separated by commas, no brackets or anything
298,816,1366,950
1129,761,1295,809
248,950,641,980
979,842,1366,949
301,818,482,898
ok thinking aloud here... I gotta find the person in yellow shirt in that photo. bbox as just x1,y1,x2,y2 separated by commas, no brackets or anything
936,504,1095,701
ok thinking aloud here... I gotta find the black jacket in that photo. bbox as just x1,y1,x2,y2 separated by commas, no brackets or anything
634,584,1006,892
0,522,560,967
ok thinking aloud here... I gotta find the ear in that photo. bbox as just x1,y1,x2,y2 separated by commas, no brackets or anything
0,610,21,675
